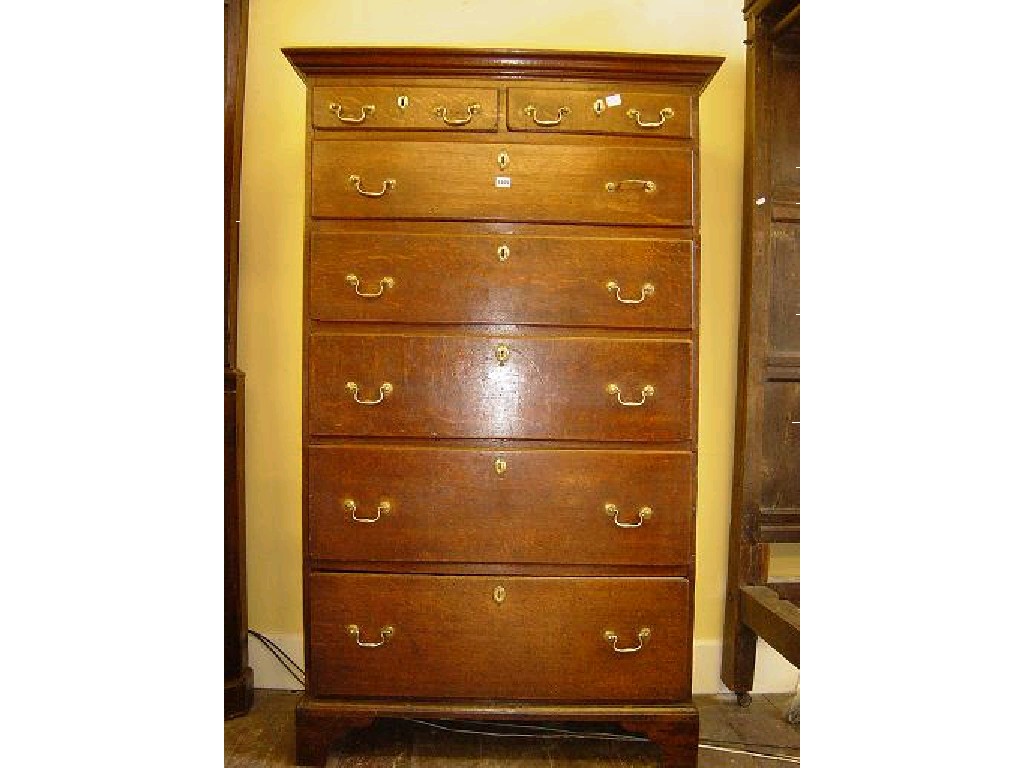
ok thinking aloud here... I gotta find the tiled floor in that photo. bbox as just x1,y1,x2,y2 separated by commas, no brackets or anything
225,690,799,767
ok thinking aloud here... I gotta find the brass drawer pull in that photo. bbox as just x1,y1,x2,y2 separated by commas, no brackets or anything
346,381,393,405
434,103,481,126
604,503,653,528
606,383,655,406
328,102,375,123
604,627,651,653
346,274,394,298
344,499,391,523
523,104,570,126
349,175,396,198
605,179,657,193
626,106,674,128
606,281,655,304
347,624,394,648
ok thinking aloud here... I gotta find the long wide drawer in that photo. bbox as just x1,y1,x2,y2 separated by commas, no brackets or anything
311,140,692,225
308,445,693,565
308,332,692,441
310,228,693,329
309,573,691,701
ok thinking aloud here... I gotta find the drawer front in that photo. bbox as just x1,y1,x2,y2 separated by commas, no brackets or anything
309,446,693,565
309,573,691,701
312,86,499,131
507,87,692,138
308,333,692,441
311,140,692,226
310,229,693,329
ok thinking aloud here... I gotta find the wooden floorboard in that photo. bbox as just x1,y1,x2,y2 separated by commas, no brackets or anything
224,690,799,767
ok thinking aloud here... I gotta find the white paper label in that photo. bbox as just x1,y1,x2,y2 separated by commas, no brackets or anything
495,176,511,188
605,93,622,107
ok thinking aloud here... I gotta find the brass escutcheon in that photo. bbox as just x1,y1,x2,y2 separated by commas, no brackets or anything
495,344,510,365
493,585,506,604
498,150,510,171
494,457,507,475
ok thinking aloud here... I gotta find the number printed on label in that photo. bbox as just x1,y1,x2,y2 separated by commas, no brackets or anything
495,176,511,188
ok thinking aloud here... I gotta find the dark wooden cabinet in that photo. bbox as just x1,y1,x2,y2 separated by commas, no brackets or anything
284,48,721,767
721,0,800,702
224,0,253,719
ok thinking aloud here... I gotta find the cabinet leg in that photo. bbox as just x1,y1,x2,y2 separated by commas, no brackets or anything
224,667,253,719
295,700,373,767
622,714,699,768
721,593,758,700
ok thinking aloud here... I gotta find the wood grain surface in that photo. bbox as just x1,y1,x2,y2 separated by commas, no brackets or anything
308,573,691,701
722,0,800,700
308,332,692,441
283,47,724,768
312,86,499,131
507,87,692,138
311,140,692,225
308,445,693,566
310,226,693,328
283,47,723,87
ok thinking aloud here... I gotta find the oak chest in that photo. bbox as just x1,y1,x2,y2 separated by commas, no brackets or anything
283,47,722,767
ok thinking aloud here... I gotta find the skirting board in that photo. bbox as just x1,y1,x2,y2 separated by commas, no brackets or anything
692,638,799,694
248,633,798,695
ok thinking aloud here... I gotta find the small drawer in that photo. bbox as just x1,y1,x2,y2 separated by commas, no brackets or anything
312,86,499,131
307,332,692,442
308,445,693,566
310,227,694,329
311,140,692,226
309,573,692,701
507,87,691,138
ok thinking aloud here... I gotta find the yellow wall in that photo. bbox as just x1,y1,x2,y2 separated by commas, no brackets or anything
238,0,793,661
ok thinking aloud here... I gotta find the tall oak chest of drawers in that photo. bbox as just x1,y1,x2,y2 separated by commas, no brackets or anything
283,48,722,767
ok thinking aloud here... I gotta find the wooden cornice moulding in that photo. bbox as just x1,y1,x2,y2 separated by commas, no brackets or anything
282,47,724,91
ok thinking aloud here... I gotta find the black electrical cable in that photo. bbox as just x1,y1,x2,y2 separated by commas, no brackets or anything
246,634,303,684
249,634,304,688
247,629,306,688
404,719,798,762
250,636,304,688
